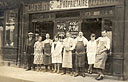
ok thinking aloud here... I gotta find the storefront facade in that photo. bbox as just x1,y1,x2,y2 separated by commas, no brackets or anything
1,0,128,80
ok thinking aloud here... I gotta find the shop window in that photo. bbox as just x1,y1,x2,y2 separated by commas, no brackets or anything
4,9,18,48
55,20,81,38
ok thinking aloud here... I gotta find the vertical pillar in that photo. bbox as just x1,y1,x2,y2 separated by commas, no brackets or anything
112,1,125,80
0,27,3,61
123,0,128,80
21,5,30,67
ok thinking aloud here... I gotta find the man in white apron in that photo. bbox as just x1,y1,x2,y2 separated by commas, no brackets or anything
62,32,74,75
94,30,110,80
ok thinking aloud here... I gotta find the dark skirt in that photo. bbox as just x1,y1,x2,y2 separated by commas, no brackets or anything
43,43,52,65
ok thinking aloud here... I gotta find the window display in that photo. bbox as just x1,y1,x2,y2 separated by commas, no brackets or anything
4,9,18,47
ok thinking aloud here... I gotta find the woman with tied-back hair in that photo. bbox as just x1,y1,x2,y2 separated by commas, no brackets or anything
87,33,97,74
33,36,43,71
43,33,53,72
51,35,63,73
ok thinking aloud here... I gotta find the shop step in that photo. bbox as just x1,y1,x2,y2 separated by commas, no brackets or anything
0,60,17,67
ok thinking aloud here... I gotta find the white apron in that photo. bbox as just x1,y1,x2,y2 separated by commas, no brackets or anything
62,37,73,68
51,41,63,63
87,40,97,64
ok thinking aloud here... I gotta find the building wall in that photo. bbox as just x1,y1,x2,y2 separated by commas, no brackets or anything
1,0,128,80
124,0,128,80
0,27,3,61
112,2,125,79
2,9,19,62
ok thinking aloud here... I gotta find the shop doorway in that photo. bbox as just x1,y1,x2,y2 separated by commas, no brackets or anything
81,18,102,72
34,21,54,40
81,18,102,40
81,18,113,75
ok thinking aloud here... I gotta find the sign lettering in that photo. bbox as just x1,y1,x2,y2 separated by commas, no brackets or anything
50,0,89,10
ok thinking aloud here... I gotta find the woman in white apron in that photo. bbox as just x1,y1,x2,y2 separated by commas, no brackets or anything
87,33,97,74
51,36,63,73
43,33,53,72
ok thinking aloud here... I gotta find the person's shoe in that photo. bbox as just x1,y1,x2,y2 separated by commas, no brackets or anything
53,70,57,73
26,69,31,71
88,69,92,74
61,72,66,75
39,68,42,71
81,73,86,77
74,73,79,77
57,70,60,74
70,72,73,76
88,70,90,74
95,76,104,80
95,74,100,79
36,69,40,72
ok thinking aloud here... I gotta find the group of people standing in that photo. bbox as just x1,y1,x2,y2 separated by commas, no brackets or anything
24,30,110,81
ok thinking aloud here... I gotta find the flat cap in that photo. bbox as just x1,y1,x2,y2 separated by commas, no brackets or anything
28,32,33,35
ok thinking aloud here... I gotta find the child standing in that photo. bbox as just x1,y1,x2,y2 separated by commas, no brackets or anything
51,36,63,73
87,33,97,74
33,36,43,71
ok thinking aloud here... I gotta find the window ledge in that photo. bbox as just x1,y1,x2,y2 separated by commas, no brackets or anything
2,46,17,49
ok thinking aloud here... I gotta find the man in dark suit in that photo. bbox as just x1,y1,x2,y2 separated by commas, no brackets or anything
24,32,35,71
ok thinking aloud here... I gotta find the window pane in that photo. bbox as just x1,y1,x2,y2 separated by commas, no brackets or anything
4,9,18,47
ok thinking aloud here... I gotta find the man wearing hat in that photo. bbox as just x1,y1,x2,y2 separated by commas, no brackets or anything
24,32,35,71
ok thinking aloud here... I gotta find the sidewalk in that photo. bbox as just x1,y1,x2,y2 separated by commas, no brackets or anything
0,66,127,82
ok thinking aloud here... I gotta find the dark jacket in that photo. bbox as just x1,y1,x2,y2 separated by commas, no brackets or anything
24,38,35,54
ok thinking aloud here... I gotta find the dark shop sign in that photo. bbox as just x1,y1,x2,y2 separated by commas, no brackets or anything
82,9,114,17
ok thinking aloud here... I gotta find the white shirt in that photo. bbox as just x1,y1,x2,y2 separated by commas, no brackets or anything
96,36,110,50
63,37,74,51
